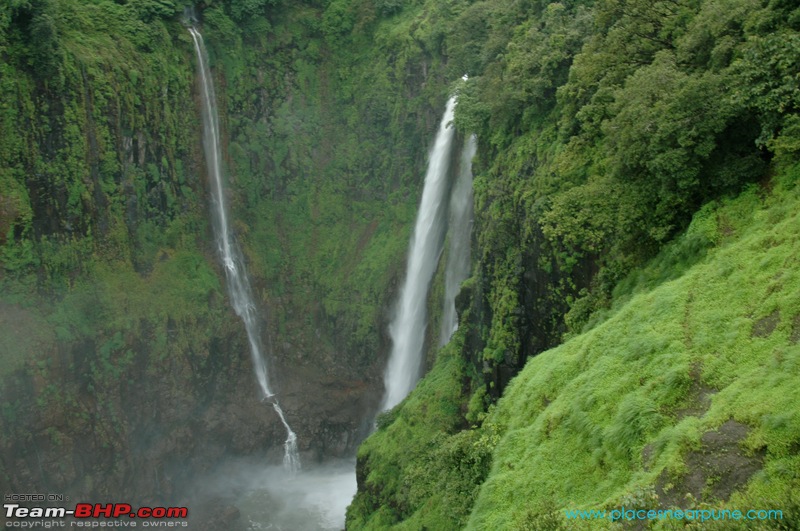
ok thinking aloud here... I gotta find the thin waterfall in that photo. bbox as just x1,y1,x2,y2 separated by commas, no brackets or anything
439,135,477,346
381,96,457,412
188,25,300,471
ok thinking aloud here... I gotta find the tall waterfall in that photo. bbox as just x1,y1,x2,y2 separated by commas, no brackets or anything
188,26,300,472
439,135,477,345
381,97,457,411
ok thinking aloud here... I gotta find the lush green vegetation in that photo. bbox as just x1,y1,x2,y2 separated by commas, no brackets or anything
347,318,497,530
3,0,799,526
1,5,227,486
453,0,800,362
350,161,800,531
0,0,458,497
468,165,800,529
348,0,800,528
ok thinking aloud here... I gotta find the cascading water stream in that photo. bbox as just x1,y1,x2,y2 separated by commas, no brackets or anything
439,135,477,345
188,25,300,472
381,96,457,412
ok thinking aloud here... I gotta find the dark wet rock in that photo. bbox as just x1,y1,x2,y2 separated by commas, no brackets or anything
790,314,800,344
656,420,764,509
752,309,780,338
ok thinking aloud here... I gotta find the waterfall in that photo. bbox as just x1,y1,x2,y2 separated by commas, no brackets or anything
272,402,301,472
381,96,457,412
439,135,476,345
188,26,300,471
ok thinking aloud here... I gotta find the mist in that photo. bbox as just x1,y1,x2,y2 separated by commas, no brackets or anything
188,458,357,530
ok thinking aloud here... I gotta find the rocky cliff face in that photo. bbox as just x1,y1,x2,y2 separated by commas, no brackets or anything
0,0,449,504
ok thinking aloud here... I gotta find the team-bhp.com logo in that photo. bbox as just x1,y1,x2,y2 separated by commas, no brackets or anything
5,503,189,527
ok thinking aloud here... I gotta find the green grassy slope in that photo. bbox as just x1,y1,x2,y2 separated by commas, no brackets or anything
468,166,800,529
348,165,800,530
350,0,800,525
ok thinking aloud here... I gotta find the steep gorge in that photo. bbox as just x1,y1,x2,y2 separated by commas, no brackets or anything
2,0,799,529
0,0,451,512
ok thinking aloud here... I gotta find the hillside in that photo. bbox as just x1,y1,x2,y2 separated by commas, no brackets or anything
1,0,798,528
349,162,800,530
469,167,800,529
347,0,800,527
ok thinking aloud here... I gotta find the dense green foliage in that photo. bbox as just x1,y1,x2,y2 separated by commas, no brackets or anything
0,0,451,373
348,0,800,528
351,162,800,531
0,0,457,498
347,316,499,529
454,0,800,356
467,164,800,529
2,0,799,525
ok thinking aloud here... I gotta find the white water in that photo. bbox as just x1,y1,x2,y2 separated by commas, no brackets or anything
439,135,477,345
382,97,457,411
188,26,300,471
236,461,356,530
193,458,356,530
